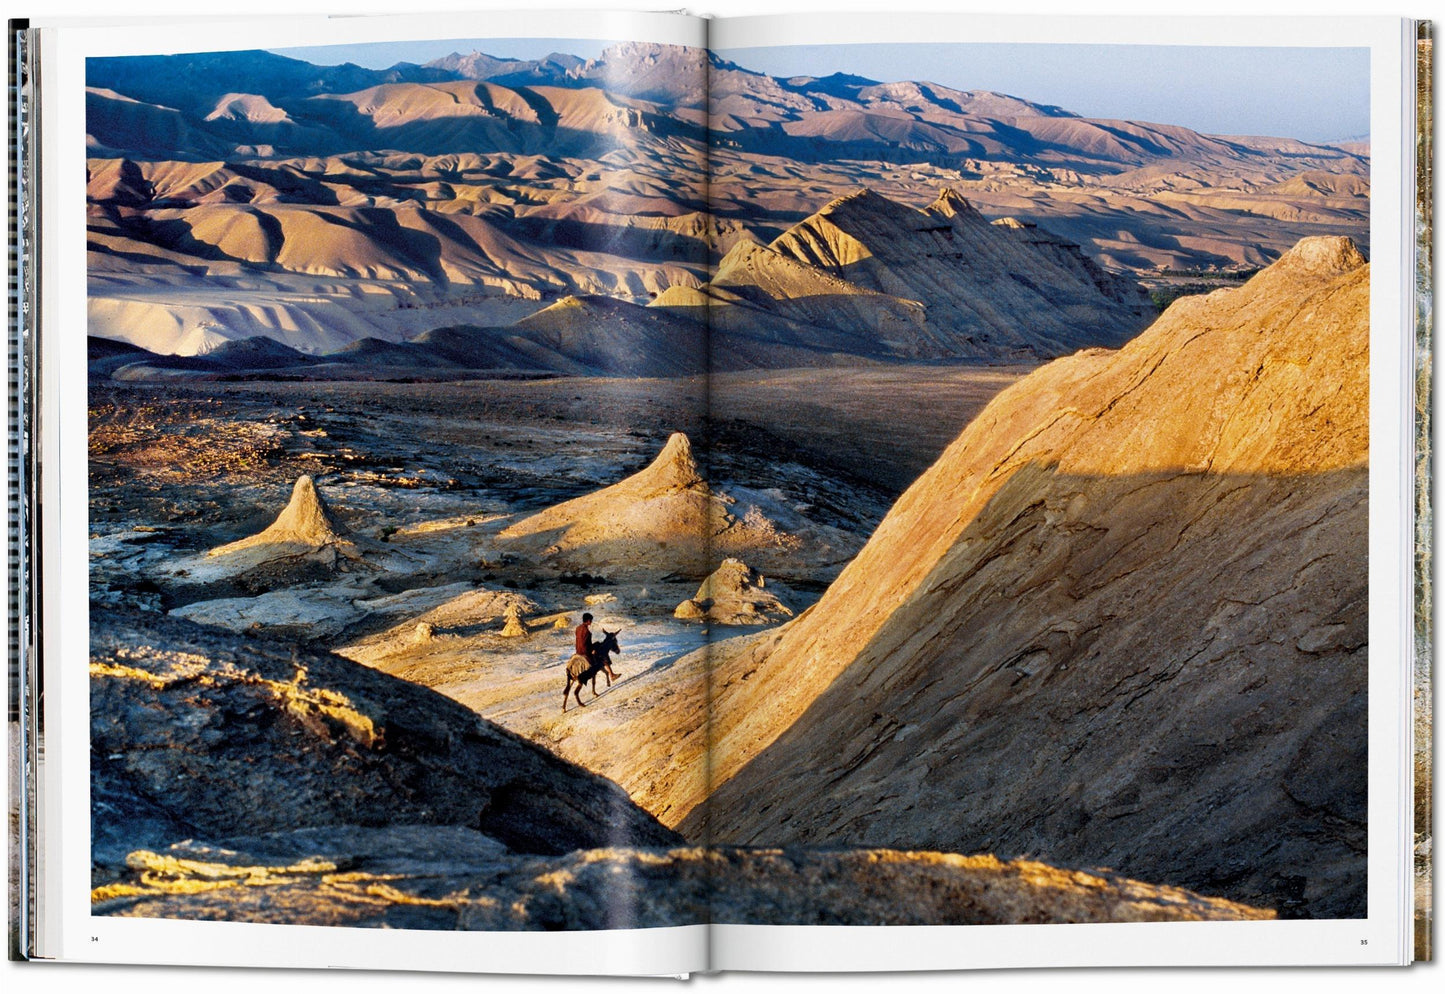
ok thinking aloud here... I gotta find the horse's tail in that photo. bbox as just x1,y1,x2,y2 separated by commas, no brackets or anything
566,654,590,680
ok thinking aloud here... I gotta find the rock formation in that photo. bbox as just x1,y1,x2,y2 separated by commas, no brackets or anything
90,608,679,881
674,558,793,625
660,188,1155,363
499,605,527,637
95,836,1271,929
89,610,1270,929
157,475,359,594
497,432,857,579
681,236,1369,919
213,474,348,554
338,586,544,662
655,236,933,368
496,294,707,377
672,598,706,621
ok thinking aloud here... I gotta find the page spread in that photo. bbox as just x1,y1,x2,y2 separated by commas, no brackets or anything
9,6,1426,975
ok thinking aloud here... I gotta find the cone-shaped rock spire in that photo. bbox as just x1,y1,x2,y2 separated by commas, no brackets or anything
210,475,347,558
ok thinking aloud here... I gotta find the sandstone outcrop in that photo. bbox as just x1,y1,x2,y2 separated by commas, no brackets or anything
674,558,793,625
157,475,360,594
672,598,706,620
682,236,1369,919
94,833,1271,929
497,294,707,377
90,612,1271,930
499,605,528,637
214,473,346,554
306,585,544,664
497,432,858,579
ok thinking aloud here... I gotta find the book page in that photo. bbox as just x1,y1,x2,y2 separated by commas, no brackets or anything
20,3,1424,976
37,7,715,975
697,10,1413,969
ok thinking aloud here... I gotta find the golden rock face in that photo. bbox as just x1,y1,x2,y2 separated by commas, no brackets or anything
686,238,1368,918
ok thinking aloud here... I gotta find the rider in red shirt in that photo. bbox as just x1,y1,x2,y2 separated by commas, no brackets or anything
575,612,595,662
574,611,619,680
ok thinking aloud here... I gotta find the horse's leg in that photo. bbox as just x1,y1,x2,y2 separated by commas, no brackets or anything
562,675,573,712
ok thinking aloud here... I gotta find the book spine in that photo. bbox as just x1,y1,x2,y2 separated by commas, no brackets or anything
1415,16,1434,968
6,16,39,964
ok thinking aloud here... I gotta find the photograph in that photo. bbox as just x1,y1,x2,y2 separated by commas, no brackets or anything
81,28,1373,934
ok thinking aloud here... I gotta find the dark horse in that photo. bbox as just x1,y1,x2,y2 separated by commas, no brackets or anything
562,629,620,712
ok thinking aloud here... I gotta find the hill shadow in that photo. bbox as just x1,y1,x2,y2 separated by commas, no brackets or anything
692,460,1368,921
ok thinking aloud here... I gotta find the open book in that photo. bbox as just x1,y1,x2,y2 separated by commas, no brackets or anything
7,6,1434,976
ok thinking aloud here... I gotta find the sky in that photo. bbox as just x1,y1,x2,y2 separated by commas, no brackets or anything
274,38,615,69
270,38,1369,143
720,43,1370,143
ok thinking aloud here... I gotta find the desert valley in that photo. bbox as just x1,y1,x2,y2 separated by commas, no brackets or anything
85,41,1375,928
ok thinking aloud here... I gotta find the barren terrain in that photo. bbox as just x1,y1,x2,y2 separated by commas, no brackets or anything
86,43,1366,360
89,240,1371,923
88,364,1022,807
85,40,1373,931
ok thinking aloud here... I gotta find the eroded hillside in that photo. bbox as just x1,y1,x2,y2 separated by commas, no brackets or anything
682,236,1370,919
86,44,1367,361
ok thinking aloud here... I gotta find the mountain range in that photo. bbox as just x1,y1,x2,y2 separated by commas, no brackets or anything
87,43,1364,174
90,183,1152,374
86,42,1369,365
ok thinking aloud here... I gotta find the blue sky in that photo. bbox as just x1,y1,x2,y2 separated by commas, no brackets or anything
720,43,1369,143
270,38,1369,143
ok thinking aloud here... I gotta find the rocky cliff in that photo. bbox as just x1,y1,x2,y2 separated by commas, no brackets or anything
91,607,680,880
772,188,1155,356
685,236,1369,918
